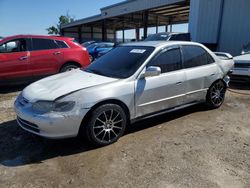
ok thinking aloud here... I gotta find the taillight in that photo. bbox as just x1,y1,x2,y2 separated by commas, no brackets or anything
82,47,87,51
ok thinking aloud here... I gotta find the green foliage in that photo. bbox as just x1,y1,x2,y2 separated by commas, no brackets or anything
47,13,75,35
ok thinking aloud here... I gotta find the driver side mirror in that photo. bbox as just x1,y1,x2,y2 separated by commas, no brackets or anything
143,66,161,78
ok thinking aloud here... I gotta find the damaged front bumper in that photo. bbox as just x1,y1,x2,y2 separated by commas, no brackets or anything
14,99,89,139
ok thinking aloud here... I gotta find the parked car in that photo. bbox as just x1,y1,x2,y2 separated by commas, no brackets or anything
241,42,250,55
0,35,90,85
97,48,113,58
14,41,233,146
230,54,250,82
145,32,191,42
81,41,95,48
87,42,114,62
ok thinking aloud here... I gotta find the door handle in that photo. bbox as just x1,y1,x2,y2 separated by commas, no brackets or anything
176,81,182,85
210,73,215,76
53,51,61,55
19,56,28,60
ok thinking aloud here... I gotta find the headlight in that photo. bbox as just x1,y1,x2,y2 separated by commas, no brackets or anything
32,101,75,114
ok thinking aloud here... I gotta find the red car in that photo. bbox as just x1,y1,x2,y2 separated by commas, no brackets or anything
0,35,90,85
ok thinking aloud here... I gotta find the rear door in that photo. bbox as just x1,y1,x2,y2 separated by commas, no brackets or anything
30,38,63,77
135,46,186,117
181,45,218,103
0,38,31,82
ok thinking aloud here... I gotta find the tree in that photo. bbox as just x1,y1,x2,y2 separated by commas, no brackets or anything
47,13,75,35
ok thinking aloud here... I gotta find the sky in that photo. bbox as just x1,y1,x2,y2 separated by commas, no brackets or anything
0,0,188,38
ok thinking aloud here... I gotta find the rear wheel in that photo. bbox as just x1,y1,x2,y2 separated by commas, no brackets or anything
206,80,226,109
85,104,127,146
60,64,80,72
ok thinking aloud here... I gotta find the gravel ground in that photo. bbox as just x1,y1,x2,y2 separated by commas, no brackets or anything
0,83,249,188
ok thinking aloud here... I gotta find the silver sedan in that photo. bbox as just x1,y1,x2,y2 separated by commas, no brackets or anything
14,41,234,146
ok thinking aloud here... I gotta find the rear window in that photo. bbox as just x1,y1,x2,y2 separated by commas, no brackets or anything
182,45,214,68
55,40,68,48
32,38,59,51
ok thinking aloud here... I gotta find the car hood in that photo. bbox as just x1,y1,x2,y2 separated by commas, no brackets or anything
22,69,118,102
234,54,250,63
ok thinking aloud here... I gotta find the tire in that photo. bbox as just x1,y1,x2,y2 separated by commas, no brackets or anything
60,64,80,72
206,80,227,109
85,104,127,146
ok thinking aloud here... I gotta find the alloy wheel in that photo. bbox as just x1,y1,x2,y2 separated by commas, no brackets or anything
93,109,124,143
210,81,225,106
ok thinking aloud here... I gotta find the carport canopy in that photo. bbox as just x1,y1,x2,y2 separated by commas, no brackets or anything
61,0,190,43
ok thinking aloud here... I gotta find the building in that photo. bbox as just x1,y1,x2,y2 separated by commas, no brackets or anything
61,0,250,56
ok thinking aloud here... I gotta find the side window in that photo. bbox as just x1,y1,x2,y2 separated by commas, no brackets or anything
55,40,68,48
98,44,106,48
148,48,182,73
32,38,59,51
207,53,215,64
0,39,27,53
182,45,213,68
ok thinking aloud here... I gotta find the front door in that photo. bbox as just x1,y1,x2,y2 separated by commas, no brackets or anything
135,46,185,117
0,38,31,83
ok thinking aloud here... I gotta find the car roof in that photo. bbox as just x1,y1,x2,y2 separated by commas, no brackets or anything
2,34,74,41
149,32,189,36
121,41,201,48
234,54,250,61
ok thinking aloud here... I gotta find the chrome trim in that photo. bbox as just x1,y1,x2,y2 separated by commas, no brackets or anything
138,93,185,107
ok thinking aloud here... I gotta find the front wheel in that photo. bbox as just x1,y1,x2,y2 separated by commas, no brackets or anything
60,64,80,72
85,104,127,146
206,80,227,109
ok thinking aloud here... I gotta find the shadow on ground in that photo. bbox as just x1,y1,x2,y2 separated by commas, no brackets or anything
0,104,209,167
0,84,28,94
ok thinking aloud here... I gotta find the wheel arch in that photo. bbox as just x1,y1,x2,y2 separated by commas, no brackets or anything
59,61,82,72
209,78,227,89
78,99,131,136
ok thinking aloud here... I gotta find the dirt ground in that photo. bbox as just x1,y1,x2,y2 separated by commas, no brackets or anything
0,83,249,188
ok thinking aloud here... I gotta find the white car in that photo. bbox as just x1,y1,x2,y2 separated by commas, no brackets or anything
231,54,250,82
14,41,234,146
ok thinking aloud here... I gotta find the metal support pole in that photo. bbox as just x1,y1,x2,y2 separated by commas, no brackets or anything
122,20,125,43
90,26,94,40
156,16,158,33
165,25,168,32
169,18,172,32
102,19,107,41
60,29,64,36
143,11,148,39
78,26,82,43
135,27,140,41
114,30,117,43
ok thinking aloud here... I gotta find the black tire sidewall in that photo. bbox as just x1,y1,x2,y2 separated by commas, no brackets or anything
206,80,226,108
60,64,79,72
86,104,127,146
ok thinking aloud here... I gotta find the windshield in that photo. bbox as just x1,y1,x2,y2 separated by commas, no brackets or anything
145,33,170,41
85,46,154,79
242,42,250,54
87,43,98,49
82,41,95,47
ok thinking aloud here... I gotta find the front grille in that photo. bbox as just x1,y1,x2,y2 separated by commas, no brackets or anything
230,75,250,82
17,116,40,133
234,63,250,69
